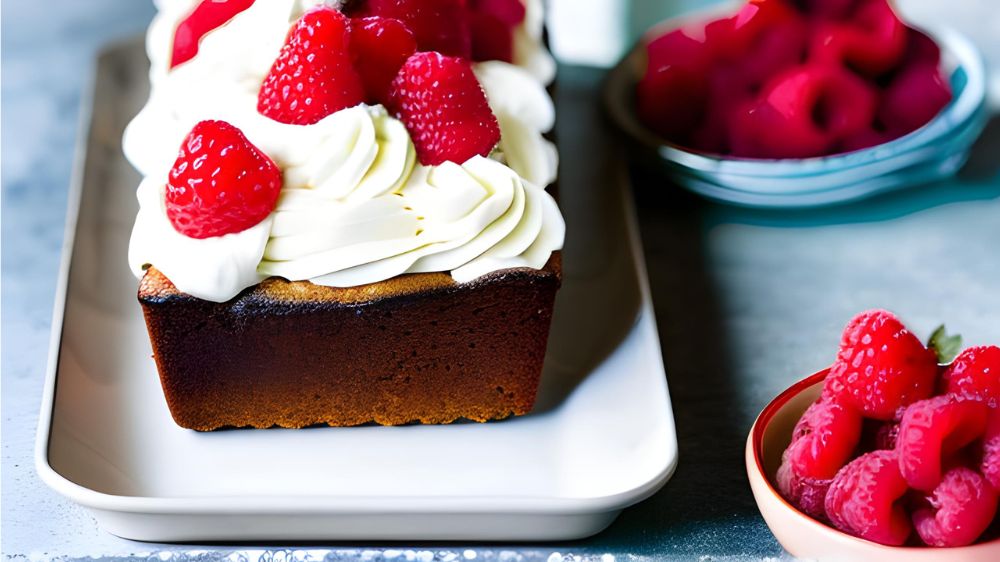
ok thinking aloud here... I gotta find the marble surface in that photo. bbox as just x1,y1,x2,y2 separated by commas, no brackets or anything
3,1,999,561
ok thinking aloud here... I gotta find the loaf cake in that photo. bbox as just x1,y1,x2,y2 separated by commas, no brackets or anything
124,0,564,429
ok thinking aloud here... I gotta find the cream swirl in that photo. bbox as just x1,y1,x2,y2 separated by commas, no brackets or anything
129,107,563,302
259,156,564,288
129,177,274,303
475,61,558,188
515,0,557,85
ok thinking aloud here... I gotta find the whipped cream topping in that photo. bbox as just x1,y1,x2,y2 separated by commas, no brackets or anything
127,0,563,302
129,107,563,301
125,0,557,183
516,0,557,85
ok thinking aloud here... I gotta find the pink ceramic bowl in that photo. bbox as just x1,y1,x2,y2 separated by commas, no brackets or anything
746,369,1000,561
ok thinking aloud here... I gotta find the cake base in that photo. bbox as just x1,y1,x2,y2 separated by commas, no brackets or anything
138,255,561,430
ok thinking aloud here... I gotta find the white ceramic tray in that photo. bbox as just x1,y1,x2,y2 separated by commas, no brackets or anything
35,39,678,542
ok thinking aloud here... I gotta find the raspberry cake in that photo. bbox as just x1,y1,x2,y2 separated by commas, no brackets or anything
124,0,564,430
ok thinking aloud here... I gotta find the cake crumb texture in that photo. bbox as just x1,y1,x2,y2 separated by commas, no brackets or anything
138,256,561,430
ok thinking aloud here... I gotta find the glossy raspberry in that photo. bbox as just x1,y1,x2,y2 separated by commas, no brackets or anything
729,64,877,159
942,346,1000,408
874,420,901,451
857,418,902,452
786,398,864,479
165,121,281,239
879,62,951,136
707,0,801,63
468,0,527,62
840,126,893,153
171,0,254,68
470,0,526,26
904,28,943,67
258,7,365,125
347,0,472,58
897,395,991,492
824,450,912,546
736,16,808,90
822,310,938,420
387,52,500,166
809,0,907,77
777,458,833,521
793,0,858,20
690,67,755,153
637,29,711,144
912,467,999,547
982,409,1000,491
349,16,417,106
469,12,514,63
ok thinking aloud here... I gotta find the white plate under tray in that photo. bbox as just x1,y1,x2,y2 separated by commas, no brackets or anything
35,38,679,542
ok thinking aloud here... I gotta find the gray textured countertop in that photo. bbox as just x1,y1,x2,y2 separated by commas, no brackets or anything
3,1,999,561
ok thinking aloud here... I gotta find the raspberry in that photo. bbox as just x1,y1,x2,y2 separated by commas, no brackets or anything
467,1,525,63
879,61,952,136
170,0,254,68
469,12,515,63
903,28,943,67
258,7,365,125
729,64,877,159
823,310,938,420
736,17,808,90
387,52,501,166
637,29,712,144
777,458,833,521
165,121,282,239
470,0,526,26
824,450,912,546
349,17,417,106
793,0,858,20
785,398,863,479
809,0,907,77
690,67,754,153
897,395,991,492
912,467,999,547
707,0,802,63
857,419,902,452
942,346,1000,408
840,126,893,153
874,421,900,451
347,0,471,58
983,410,1000,491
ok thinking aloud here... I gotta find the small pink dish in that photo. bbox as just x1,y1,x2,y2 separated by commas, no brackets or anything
746,369,1000,561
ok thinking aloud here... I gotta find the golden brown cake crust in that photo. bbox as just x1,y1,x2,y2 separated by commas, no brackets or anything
138,255,561,430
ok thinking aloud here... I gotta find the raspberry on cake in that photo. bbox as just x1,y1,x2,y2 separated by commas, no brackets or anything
258,6,365,125
170,0,254,68
125,0,565,430
387,52,502,166
165,120,281,239
349,16,417,105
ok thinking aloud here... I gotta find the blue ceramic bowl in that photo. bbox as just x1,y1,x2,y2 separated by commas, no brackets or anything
604,27,989,208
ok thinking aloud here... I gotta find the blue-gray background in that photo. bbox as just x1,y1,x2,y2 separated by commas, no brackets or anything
4,1,999,560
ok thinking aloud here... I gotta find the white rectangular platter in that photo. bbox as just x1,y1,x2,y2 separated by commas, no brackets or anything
35,38,678,542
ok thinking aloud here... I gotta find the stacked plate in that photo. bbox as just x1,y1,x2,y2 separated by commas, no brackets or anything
605,28,989,208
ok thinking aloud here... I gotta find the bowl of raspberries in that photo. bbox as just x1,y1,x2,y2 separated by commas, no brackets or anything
604,0,989,208
747,309,1000,559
